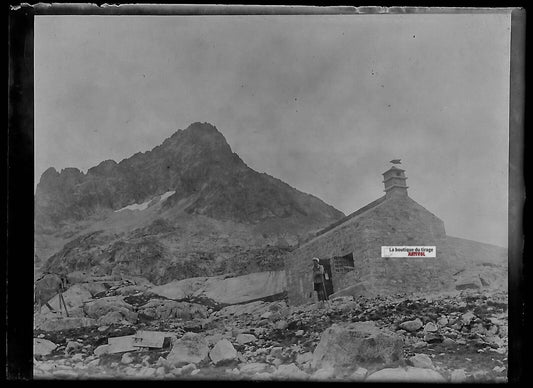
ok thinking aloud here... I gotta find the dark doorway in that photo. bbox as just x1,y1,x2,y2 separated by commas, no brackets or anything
318,258,334,298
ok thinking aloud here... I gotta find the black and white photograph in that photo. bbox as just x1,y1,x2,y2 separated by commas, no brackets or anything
13,4,522,382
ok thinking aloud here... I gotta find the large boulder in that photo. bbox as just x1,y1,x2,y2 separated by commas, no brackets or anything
115,284,149,296
202,271,286,304
365,367,446,382
137,299,208,320
125,276,154,287
80,282,108,297
423,322,438,333
236,333,257,345
455,273,482,290
94,344,110,356
42,284,93,313
296,352,314,366
312,321,403,370
409,353,434,369
36,305,86,321
478,267,507,290
215,301,268,319
209,339,237,365
148,277,209,300
349,367,369,381
461,311,476,325
64,341,83,355
150,271,286,305
166,332,209,366
96,311,130,326
399,318,423,332
66,271,94,284
34,338,57,356
83,296,137,322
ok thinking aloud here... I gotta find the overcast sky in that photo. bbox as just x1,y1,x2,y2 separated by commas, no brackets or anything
35,13,511,247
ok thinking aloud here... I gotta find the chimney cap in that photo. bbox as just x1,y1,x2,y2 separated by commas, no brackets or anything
382,166,405,175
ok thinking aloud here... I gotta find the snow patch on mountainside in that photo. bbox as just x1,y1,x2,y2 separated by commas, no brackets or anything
115,190,176,212
159,190,176,203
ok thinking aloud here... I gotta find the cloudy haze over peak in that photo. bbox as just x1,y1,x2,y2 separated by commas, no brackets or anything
35,13,511,246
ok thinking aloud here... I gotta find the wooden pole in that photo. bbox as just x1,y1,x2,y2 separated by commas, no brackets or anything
321,274,329,302
59,292,69,317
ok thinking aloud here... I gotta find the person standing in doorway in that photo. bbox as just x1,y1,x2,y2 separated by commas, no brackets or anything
312,257,326,303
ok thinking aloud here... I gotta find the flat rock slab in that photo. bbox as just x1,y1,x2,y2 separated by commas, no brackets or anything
107,335,137,353
312,321,403,369
133,331,177,349
203,271,286,305
366,367,446,382
148,277,209,300
151,271,286,306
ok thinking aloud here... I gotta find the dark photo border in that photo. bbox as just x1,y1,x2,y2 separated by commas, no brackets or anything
6,3,527,382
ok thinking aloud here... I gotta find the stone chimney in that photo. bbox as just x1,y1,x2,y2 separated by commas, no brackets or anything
382,166,408,199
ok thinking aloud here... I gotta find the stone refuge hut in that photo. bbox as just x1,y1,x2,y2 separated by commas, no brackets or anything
285,166,458,306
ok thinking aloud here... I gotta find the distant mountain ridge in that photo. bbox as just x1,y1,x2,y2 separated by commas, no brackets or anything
35,122,343,230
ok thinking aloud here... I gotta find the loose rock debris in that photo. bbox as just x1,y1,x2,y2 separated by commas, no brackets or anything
33,279,508,382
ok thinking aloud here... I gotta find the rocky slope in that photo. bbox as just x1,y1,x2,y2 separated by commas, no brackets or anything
35,122,344,281
33,277,508,382
445,236,507,292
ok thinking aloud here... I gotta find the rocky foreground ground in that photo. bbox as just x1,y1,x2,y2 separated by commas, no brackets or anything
33,278,508,382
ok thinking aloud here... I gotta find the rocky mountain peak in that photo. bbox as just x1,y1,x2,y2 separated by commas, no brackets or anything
35,122,344,229
161,122,235,163
36,167,84,196
40,166,59,180
87,160,118,177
